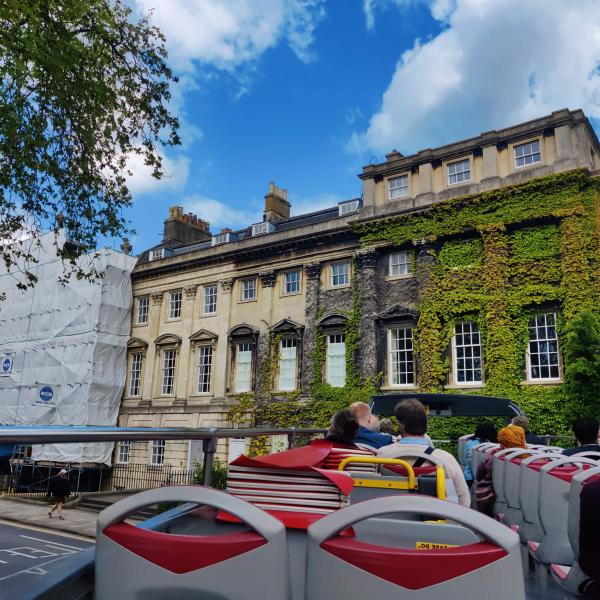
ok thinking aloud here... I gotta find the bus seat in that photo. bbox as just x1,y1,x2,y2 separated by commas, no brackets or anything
491,448,523,517
306,495,525,600
529,457,598,566
518,454,563,544
551,467,600,597
95,486,290,600
501,449,539,528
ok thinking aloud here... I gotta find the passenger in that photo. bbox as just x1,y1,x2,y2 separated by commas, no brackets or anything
562,416,600,456
463,422,497,486
349,401,394,449
579,477,600,598
510,415,546,445
497,424,527,449
378,399,470,507
379,418,394,435
325,409,360,447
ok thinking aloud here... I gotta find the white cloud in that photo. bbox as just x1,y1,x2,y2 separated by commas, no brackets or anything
182,191,344,231
183,194,261,230
126,149,190,196
134,0,326,72
353,0,600,155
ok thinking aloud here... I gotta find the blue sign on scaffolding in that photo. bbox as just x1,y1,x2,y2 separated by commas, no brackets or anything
0,354,13,377
39,386,54,403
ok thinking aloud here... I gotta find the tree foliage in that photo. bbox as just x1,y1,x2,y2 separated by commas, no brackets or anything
0,0,179,287
563,310,600,415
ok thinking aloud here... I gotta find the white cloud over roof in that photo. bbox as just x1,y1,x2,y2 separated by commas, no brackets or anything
353,0,600,155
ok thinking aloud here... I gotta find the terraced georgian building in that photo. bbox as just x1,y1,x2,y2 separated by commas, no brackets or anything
117,108,600,468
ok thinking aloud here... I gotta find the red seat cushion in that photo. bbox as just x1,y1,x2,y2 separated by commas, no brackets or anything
321,538,507,590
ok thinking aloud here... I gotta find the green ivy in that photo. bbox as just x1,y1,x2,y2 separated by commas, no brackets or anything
352,169,600,436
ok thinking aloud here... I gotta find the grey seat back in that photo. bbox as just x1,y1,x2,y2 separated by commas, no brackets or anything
96,486,290,600
535,457,598,565
567,467,600,560
491,448,521,514
472,443,499,478
502,449,539,526
306,495,525,600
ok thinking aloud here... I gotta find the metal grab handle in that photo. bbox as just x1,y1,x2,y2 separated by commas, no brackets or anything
503,448,539,460
338,457,416,489
540,456,599,473
521,452,564,466
307,495,519,553
97,486,285,544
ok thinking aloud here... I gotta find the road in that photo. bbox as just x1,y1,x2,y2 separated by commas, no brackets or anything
0,521,94,600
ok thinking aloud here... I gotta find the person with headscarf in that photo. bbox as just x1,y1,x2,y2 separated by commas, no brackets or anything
497,424,527,449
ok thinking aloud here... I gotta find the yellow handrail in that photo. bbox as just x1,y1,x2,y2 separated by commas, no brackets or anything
337,457,416,490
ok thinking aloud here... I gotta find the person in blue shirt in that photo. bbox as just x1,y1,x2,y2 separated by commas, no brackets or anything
463,422,497,486
349,401,394,449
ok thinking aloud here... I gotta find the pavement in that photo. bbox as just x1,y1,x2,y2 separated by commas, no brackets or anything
0,498,99,539
0,521,94,600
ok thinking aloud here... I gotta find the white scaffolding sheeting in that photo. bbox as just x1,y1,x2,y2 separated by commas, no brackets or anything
0,231,137,464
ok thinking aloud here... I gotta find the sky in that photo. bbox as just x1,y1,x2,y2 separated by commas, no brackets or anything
122,0,600,253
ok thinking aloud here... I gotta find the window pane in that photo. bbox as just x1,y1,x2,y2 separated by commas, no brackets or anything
389,251,412,276
136,297,149,324
389,328,415,386
197,346,213,393
448,159,471,185
331,263,349,286
389,175,409,199
235,343,253,392
161,349,176,394
203,285,217,314
150,440,165,466
284,271,300,294
118,441,130,463
515,140,541,168
326,334,346,387
129,353,143,396
454,322,482,384
169,291,182,319
241,279,256,300
528,313,560,380
278,338,297,391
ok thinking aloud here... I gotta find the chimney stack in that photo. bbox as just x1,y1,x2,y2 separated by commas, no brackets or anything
163,205,211,247
263,181,291,223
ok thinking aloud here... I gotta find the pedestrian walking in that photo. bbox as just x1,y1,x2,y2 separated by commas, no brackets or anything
48,469,71,519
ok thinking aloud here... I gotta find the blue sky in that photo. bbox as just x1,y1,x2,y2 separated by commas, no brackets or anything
123,0,600,253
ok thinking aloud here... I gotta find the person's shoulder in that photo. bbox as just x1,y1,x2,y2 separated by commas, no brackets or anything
432,448,460,465
562,446,577,456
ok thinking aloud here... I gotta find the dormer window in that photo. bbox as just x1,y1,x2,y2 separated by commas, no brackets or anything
149,248,165,261
338,200,360,216
212,232,231,245
252,222,276,236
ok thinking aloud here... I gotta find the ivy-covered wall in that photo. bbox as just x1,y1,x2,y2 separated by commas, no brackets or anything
354,168,600,438
229,169,600,440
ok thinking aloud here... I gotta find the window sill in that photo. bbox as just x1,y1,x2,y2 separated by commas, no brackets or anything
380,385,417,391
385,274,414,282
514,161,543,171
238,298,257,304
444,383,485,390
201,312,217,317
520,379,562,386
281,291,301,298
189,392,214,398
388,194,410,202
165,317,181,322
327,284,351,291
447,180,472,187
133,322,148,327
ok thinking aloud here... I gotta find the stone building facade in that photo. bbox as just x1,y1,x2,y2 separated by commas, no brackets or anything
117,108,600,468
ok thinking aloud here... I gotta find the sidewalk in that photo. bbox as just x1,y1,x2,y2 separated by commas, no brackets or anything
0,497,99,539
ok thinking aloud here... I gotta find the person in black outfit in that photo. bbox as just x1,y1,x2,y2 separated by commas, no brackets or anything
562,417,600,456
579,477,600,598
48,469,71,519
325,409,359,446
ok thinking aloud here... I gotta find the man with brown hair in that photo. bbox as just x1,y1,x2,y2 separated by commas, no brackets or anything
378,398,470,507
349,401,394,449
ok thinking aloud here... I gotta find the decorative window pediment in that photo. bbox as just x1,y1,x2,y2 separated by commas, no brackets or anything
378,305,419,323
228,324,259,340
271,319,304,335
317,314,349,330
127,337,148,350
189,329,218,343
154,333,182,346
